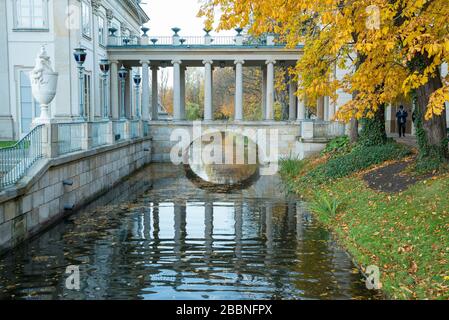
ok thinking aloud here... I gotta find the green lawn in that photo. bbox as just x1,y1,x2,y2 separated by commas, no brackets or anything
280,155,449,299
0,141,16,148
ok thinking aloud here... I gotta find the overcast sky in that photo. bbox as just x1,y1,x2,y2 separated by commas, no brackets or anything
141,0,234,36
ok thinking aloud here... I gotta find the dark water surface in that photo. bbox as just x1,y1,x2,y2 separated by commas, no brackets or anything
0,164,377,300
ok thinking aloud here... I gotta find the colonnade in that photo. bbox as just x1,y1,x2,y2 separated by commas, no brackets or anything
108,59,335,122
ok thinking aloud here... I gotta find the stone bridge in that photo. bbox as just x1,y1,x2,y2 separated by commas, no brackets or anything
149,120,346,162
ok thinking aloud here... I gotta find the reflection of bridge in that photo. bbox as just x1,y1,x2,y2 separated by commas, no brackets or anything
0,31,346,255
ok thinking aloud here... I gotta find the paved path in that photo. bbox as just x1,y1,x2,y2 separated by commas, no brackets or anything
387,134,418,148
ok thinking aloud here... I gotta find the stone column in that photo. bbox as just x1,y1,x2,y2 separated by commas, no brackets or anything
172,60,182,120
329,98,336,120
180,66,186,120
261,66,267,120
203,60,213,121
297,96,306,120
151,66,159,120
324,96,330,121
288,79,297,121
125,67,132,119
265,60,276,120
110,61,119,120
234,59,244,121
140,60,150,120
317,96,325,120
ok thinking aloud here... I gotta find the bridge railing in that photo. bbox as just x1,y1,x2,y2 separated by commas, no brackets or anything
108,35,288,47
57,122,84,155
0,120,149,191
301,121,346,140
91,120,110,148
0,125,44,189
113,120,127,141
130,120,140,139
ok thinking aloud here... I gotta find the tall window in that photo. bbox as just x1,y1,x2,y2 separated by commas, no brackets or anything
98,16,105,46
14,0,48,29
19,71,39,135
81,1,91,38
84,73,92,118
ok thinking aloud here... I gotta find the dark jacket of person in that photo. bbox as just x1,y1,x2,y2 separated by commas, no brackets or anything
396,109,408,124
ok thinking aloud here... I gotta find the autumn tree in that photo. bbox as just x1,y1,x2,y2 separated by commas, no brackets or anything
199,0,448,166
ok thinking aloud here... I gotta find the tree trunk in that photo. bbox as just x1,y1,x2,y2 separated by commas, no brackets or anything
349,118,359,143
358,104,387,146
415,73,448,161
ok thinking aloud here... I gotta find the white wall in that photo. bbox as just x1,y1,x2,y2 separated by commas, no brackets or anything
1,0,146,140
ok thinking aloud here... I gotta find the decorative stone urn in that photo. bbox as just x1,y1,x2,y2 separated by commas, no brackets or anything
30,46,58,125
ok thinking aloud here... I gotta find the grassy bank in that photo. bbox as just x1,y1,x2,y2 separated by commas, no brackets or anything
280,139,449,299
0,141,16,148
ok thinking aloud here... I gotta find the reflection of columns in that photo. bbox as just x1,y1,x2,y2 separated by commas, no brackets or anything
261,66,267,120
203,60,213,121
180,66,186,120
265,60,276,120
234,59,244,121
151,66,159,120
140,60,150,120
110,61,119,120
174,201,187,256
288,78,297,121
151,202,160,265
265,204,273,265
205,202,213,255
296,202,304,240
234,203,243,259
317,96,325,120
172,60,182,120
297,95,306,120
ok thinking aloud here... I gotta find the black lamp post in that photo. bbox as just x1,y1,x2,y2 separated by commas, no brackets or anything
133,74,141,119
99,59,110,119
118,65,128,119
73,47,87,120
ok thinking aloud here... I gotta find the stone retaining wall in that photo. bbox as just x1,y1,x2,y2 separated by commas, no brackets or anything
0,138,151,254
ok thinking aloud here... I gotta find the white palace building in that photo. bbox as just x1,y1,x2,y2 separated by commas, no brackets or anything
0,0,148,140
0,0,447,142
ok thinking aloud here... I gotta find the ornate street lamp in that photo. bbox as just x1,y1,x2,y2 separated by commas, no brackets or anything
133,74,141,119
118,65,128,119
73,47,87,120
99,59,110,119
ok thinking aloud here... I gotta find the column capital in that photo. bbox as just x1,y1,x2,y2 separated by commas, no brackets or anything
202,60,213,65
110,60,119,65
139,60,150,66
91,0,102,14
171,59,182,65
265,59,277,65
234,59,245,65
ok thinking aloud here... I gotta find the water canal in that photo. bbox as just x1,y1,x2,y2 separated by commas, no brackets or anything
0,164,377,300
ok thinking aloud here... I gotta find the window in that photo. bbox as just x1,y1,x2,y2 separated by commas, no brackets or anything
81,1,91,38
98,16,105,46
19,71,39,135
14,0,48,30
83,73,92,118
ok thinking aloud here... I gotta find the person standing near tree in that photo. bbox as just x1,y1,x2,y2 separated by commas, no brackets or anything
396,105,408,137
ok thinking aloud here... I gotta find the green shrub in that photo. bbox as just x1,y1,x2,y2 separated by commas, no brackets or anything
186,103,202,120
305,142,412,184
309,193,342,217
321,136,351,157
279,156,306,177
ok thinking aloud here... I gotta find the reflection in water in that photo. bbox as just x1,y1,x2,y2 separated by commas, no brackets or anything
0,164,377,300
